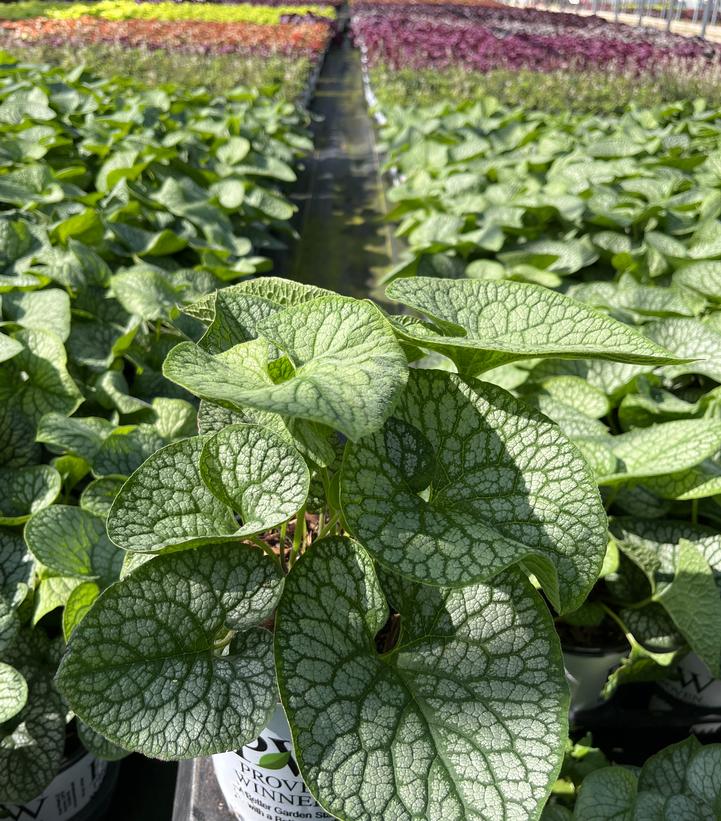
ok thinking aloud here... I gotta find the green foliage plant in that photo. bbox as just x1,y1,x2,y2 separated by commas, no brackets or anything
54,276,680,820
542,736,721,819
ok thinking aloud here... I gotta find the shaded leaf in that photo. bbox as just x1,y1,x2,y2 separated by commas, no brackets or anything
341,369,606,613
25,505,122,584
0,465,61,525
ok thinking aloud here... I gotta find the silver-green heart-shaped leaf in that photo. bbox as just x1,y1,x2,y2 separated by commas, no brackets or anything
610,518,721,589
598,420,721,485
536,400,610,442
150,397,197,441
674,261,721,302
197,396,335,469
91,424,166,478
24,505,122,584
572,278,704,319
386,278,680,376
0,663,27,723
0,465,61,525
620,603,683,655
0,631,65,804
573,766,637,820
527,358,653,401
107,437,238,553
62,580,101,641
110,265,184,321
573,738,721,820
275,537,568,821
643,459,721,501
198,293,280,355
2,289,71,342
0,328,82,421
612,523,721,672
199,424,309,535
36,413,115,462
57,542,283,759
341,369,606,613
197,400,246,435
654,540,721,677
646,318,721,382
0,526,34,608
79,477,125,518
637,738,721,815
164,296,409,441
535,375,610,419
618,389,702,431
191,279,334,354
218,277,332,306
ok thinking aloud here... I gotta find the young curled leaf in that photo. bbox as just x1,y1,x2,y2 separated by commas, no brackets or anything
107,437,238,553
163,295,409,441
199,423,309,534
109,427,310,553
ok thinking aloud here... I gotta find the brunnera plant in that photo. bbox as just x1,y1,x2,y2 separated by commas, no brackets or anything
543,735,721,819
56,276,680,820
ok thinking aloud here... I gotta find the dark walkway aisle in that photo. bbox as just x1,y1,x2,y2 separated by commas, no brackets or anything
287,37,396,300
173,34,397,821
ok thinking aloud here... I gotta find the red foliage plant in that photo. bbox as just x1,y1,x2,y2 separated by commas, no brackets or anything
0,15,331,56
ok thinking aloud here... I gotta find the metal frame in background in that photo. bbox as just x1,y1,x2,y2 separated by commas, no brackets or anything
505,0,721,40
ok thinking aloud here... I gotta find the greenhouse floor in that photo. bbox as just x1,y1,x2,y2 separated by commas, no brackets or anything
285,37,398,302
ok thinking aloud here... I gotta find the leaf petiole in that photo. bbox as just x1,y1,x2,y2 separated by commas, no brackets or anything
289,505,306,568
317,513,340,539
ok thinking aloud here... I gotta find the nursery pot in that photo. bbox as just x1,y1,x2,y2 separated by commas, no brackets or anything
563,644,626,714
0,746,119,821
657,652,721,710
212,704,334,821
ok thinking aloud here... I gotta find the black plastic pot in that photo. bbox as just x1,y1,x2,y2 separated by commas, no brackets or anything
656,652,721,712
0,744,120,821
563,643,627,716
573,680,721,764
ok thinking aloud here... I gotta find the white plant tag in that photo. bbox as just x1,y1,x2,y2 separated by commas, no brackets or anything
0,752,107,821
213,704,334,821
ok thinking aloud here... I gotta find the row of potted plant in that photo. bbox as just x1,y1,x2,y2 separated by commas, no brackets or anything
0,58,316,817
366,96,721,725
351,14,721,815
